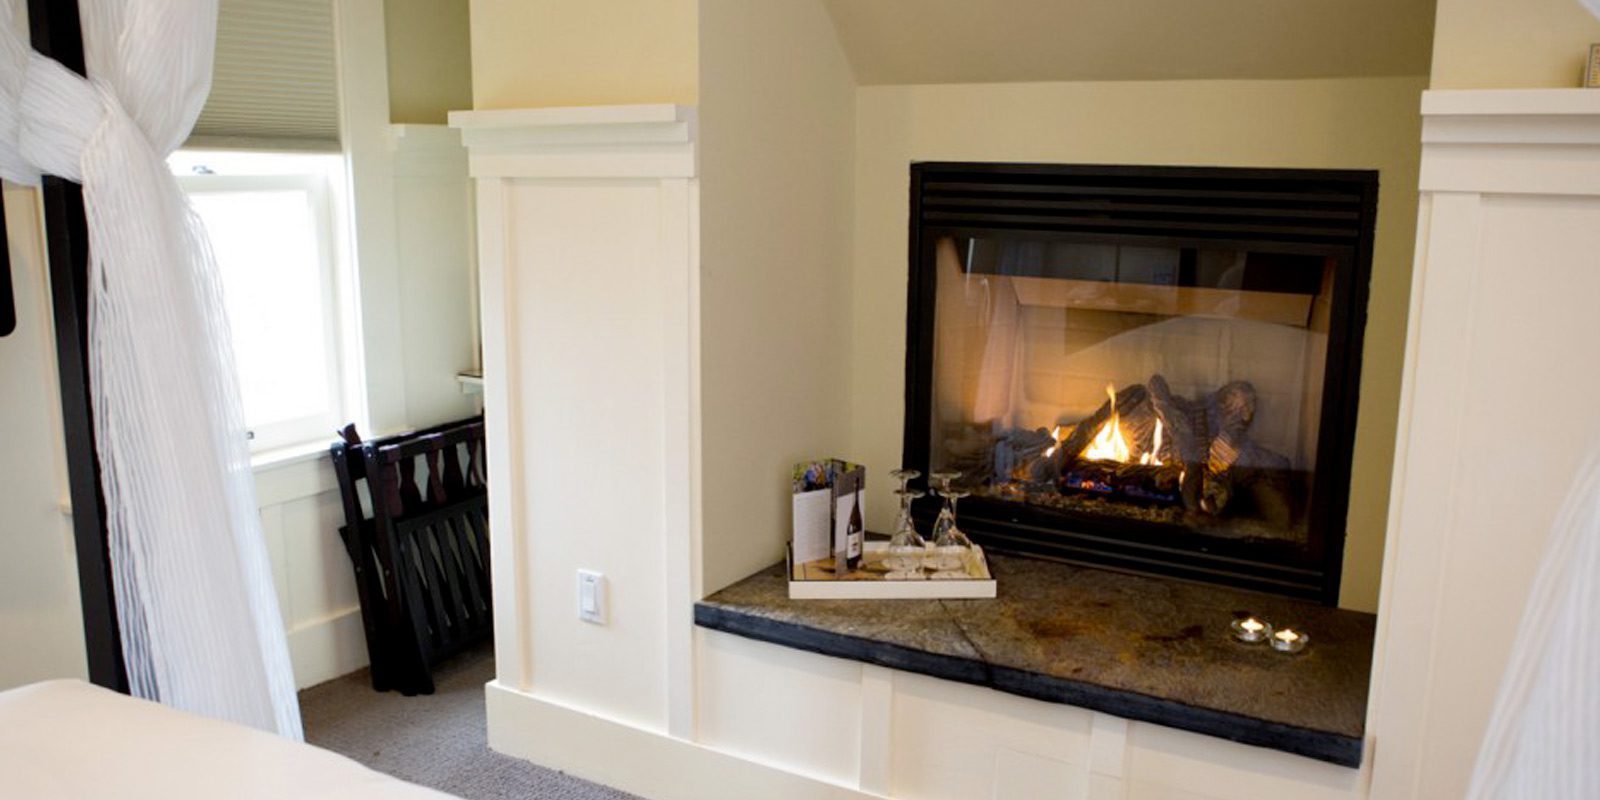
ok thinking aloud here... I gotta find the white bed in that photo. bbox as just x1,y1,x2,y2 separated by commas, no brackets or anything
0,680,455,799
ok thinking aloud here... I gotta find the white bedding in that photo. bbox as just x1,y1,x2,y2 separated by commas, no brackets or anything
0,680,455,799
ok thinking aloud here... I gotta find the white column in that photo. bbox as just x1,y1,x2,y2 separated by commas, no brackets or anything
451,105,700,736
1368,89,1600,799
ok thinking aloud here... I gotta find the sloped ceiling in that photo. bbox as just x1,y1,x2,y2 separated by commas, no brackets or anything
820,0,1436,84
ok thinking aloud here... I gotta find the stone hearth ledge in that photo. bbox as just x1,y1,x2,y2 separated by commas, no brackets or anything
694,553,1374,766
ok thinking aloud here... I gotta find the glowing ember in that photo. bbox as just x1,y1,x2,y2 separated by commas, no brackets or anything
1081,384,1133,463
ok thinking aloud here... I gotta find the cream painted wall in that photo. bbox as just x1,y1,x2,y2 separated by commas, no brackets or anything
849,77,1428,612
468,0,697,110
0,185,88,691
698,0,858,594
823,0,1435,85
389,125,481,429
1431,0,1600,89
384,0,473,124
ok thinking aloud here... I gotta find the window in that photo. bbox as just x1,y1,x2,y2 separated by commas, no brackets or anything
172,151,353,452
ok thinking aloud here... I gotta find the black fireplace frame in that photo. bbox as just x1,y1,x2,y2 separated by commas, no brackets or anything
901,162,1379,604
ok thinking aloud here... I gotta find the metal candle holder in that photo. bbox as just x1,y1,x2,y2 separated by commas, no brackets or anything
1270,627,1310,654
1229,616,1273,644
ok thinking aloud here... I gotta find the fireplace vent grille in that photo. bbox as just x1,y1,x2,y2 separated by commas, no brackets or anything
917,163,1370,247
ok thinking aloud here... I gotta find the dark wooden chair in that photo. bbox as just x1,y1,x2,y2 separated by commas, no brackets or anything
329,416,491,695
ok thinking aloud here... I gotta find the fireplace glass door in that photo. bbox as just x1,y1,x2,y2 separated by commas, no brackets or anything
928,234,1336,552
905,164,1376,601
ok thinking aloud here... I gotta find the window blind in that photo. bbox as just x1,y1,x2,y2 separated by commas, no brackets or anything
190,0,339,149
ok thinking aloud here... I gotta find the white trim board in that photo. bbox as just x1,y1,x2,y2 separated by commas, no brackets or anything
486,682,880,800
449,104,696,179
287,606,367,690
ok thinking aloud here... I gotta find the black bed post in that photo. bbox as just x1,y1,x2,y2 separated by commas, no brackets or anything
27,0,129,693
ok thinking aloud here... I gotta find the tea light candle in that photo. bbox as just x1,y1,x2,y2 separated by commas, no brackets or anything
1229,616,1273,644
1271,627,1309,654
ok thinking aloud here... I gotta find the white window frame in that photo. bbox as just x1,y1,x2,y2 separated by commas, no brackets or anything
179,164,352,454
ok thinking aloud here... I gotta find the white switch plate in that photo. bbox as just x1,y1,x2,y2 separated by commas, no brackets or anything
577,570,605,624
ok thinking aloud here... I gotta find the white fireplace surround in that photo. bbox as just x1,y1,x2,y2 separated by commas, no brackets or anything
452,88,1600,799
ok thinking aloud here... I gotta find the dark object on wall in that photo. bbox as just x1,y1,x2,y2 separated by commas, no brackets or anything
331,416,492,696
28,0,129,692
2,190,15,337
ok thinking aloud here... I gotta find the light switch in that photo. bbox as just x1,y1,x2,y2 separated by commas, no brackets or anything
578,570,605,624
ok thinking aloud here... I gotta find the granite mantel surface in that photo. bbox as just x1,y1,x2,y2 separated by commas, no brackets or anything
694,553,1375,766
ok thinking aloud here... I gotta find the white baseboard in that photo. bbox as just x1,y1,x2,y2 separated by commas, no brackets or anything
485,681,880,800
288,607,369,689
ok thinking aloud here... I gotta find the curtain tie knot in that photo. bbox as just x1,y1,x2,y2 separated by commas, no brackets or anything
17,51,113,184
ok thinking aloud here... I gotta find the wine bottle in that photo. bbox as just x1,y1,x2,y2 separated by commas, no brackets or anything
844,485,864,571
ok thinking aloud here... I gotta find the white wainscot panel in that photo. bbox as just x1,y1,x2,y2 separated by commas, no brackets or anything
509,177,672,732
1124,722,1363,800
889,671,1093,800
1407,193,1600,796
279,490,360,626
697,629,864,786
255,457,367,689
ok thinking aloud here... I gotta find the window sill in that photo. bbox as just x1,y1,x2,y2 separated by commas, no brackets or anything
251,438,337,472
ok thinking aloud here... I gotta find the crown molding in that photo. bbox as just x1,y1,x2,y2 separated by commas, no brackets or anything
447,104,697,179
1420,89,1600,196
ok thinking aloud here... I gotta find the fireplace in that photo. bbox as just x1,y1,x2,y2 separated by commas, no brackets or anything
903,163,1378,602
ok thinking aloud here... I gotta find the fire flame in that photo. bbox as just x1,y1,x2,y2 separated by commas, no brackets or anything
1081,384,1133,463
1043,425,1063,458
1140,419,1164,466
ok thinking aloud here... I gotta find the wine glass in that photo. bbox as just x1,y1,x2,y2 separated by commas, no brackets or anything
889,468,921,531
928,489,974,577
925,473,973,575
884,488,927,578
927,471,959,545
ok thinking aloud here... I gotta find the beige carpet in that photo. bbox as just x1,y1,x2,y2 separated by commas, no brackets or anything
300,646,639,800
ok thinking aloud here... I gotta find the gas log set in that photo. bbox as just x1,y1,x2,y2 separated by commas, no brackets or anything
943,376,1303,541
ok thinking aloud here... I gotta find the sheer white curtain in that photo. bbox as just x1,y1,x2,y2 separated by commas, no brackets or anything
0,0,301,738
1467,442,1600,798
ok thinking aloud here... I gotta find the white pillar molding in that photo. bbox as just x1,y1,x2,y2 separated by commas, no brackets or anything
451,105,696,180
450,104,701,740
1369,88,1600,799
472,173,531,692
1086,713,1129,799
332,0,408,434
857,664,894,795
